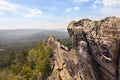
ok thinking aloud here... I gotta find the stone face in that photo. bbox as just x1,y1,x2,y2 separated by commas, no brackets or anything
67,17,120,80
46,17,120,80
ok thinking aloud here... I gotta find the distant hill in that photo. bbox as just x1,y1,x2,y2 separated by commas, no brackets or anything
0,29,68,42
0,29,68,50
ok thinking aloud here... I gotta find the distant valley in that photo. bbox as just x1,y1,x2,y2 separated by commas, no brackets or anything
0,29,69,54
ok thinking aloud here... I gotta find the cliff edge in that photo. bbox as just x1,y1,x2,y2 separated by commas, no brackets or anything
47,17,120,80
67,16,120,80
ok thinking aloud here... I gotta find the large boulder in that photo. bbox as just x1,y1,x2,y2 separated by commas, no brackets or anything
67,17,120,80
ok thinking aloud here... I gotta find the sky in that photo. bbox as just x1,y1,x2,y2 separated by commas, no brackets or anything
0,0,120,29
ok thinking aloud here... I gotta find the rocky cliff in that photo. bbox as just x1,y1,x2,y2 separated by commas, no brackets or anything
46,35,81,80
67,17,120,80
47,17,120,80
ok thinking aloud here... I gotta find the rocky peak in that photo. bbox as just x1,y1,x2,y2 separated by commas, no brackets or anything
47,35,55,42
46,17,120,80
68,16,120,38
46,35,81,80
67,16,120,80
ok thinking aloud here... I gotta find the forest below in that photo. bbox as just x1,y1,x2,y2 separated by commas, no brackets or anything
0,29,72,80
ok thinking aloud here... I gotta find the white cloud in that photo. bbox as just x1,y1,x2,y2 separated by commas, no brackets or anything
100,7,120,17
91,0,120,16
103,0,120,7
74,6,79,10
91,4,97,9
0,0,22,11
87,0,120,17
66,8,72,12
0,0,43,18
73,0,90,3
24,8,42,18
66,7,80,12
94,0,120,7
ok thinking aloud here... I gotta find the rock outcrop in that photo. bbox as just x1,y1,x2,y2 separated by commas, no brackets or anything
46,35,82,80
47,17,120,80
67,17,120,80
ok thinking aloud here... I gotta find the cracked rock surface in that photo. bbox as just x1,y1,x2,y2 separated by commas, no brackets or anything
67,17,120,80
47,17,120,80
46,35,81,80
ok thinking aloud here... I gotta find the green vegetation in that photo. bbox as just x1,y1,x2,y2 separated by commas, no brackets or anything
0,37,71,80
0,42,52,80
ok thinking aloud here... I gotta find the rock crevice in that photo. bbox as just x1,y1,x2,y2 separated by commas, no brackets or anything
116,45,120,80
67,17,120,80
47,17,120,80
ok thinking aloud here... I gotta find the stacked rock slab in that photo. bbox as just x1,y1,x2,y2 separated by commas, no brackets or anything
67,17,120,80
46,35,82,80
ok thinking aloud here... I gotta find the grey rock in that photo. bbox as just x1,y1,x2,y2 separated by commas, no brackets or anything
46,35,81,80
46,17,120,80
67,16,120,80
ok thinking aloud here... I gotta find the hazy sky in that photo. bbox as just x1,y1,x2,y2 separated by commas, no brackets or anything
0,0,120,29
